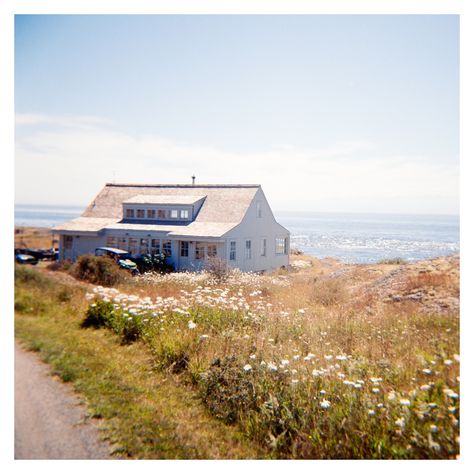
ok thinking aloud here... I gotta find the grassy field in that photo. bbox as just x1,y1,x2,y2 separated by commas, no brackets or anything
15,226,56,249
14,253,460,459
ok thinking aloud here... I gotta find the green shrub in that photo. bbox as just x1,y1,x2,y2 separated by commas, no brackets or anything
199,356,258,424
135,253,174,274
71,255,128,286
81,300,116,329
15,264,52,289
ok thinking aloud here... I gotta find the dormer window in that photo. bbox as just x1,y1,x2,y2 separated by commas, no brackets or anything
122,194,206,223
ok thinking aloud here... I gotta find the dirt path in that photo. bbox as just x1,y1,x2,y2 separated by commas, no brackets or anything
15,341,112,459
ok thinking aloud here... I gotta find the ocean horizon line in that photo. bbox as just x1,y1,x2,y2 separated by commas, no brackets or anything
14,203,460,219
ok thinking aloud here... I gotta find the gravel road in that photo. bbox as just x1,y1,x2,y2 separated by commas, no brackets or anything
15,341,112,459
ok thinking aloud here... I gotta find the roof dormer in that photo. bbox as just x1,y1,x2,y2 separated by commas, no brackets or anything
122,194,206,223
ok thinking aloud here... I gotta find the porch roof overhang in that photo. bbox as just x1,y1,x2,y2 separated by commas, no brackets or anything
53,217,117,234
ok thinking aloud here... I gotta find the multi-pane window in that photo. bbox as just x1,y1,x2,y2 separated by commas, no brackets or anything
136,209,145,219
118,237,128,250
180,241,189,257
151,239,160,255
195,243,205,260
245,240,251,259
140,238,149,255
157,209,166,219
64,235,73,250
256,201,262,218
229,241,236,261
147,209,156,219
126,209,134,218
207,244,217,258
276,237,286,255
170,209,178,218
162,240,172,257
180,209,189,219
284,237,289,255
106,236,117,248
261,238,267,256
129,238,138,255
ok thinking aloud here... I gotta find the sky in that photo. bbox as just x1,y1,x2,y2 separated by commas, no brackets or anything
14,14,459,214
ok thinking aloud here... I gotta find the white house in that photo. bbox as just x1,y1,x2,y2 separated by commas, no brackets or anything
54,183,290,272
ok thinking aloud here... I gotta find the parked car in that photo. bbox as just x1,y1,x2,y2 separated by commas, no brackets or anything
15,248,58,261
95,247,138,273
15,254,38,265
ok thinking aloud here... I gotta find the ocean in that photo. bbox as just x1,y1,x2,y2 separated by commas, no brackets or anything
15,204,459,264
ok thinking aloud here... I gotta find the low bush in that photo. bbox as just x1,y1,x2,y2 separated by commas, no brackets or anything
311,278,348,306
134,254,174,274
71,255,128,286
378,258,408,265
205,257,230,281
15,264,53,289
81,300,116,329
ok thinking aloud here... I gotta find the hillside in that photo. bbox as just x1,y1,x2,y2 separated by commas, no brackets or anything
14,244,460,459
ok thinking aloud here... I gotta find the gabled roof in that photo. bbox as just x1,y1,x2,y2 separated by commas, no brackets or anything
54,183,260,238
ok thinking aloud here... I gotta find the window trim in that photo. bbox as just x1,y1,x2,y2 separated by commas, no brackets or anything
245,239,252,259
261,238,267,257
229,241,236,261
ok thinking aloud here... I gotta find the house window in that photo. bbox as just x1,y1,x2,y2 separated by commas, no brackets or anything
126,209,134,218
284,237,289,255
129,238,138,255
64,235,73,250
162,240,172,257
106,236,117,248
261,238,267,256
151,239,160,255
147,209,156,219
180,209,189,219
276,237,286,255
180,241,189,257
256,201,262,218
118,237,128,250
245,240,252,259
140,238,149,255
157,209,166,219
170,209,178,219
136,209,145,219
229,241,236,261
195,243,205,260
207,244,217,258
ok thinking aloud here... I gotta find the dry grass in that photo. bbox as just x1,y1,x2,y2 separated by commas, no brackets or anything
15,227,56,249
15,254,460,459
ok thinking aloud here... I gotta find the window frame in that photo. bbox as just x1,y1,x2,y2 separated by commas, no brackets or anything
64,235,73,250
180,241,189,257
229,241,236,261
245,239,252,259
261,238,267,257
275,237,286,255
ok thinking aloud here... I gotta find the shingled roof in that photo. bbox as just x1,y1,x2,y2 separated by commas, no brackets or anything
54,183,260,238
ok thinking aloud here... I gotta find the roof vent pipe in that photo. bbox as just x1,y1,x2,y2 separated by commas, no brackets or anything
192,175,196,185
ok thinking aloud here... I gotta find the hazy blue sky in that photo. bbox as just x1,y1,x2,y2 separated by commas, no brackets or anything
15,14,459,213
